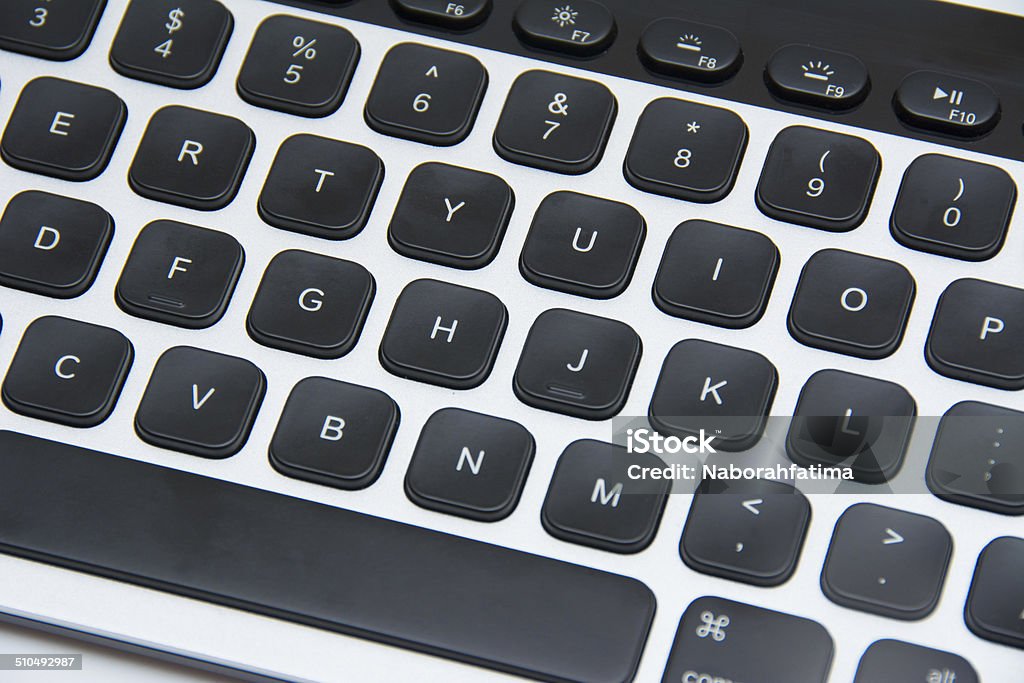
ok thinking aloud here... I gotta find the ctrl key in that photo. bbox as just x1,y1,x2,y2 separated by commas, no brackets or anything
661,596,833,683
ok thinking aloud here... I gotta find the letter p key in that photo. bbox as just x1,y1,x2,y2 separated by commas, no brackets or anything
980,316,1005,340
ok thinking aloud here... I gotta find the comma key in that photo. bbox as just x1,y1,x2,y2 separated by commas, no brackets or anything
661,596,833,683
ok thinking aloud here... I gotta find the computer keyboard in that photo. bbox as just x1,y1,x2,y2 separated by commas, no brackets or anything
0,0,1022,682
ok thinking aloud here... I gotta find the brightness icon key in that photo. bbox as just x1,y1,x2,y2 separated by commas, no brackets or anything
639,18,742,82
513,0,616,56
766,45,870,110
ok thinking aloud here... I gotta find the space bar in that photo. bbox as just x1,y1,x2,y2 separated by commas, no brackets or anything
0,431,653,683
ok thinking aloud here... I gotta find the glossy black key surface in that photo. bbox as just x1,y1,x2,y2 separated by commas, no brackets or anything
0,431,655,683
542,439,669,553
0,191,113,299
787,369,916,483
653,220,778,329
405,408,534,522
854,640,978,683
0,0,106,61
493,70,616,175
926,278,1024,390
788,249,915,359
891,154,1016,261
391,0,491,28
624,98,747,203
258,134,383,240
109,0,232,89
2,317,132,428
388,162,513,269
681,479,810,587
660,596,833,683
247,250,375,359
513,0,616,56
965,536,1024,650
116,220,244,329
1,77,126,181
380,279,507,389
365,43,486,146
136,346,265,459
894,70,1000,137
765,45,870,110
237,15,359,117
638,19,741,83
927,402,1024,516
822,503,952,620
519,191,645,299
649,339,777,451
513,309,641,420
129,106,254,211
756,126,880,231
270,377,399,490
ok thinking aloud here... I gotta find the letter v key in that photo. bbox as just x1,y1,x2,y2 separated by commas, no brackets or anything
192,385,215,410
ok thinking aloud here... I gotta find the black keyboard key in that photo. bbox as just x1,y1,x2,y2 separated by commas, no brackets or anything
1,77,126,181
765,44,870,110
965,536,1024,650
513,0,615,56
237,15,359,118
2,316,132,428
822,503,952,620
653,220,778,329
513,308,640,420
109,0,232,89
392,0,491,28
895,70,1000,137
788,249,915,359
247,250,374,359
380,279,507,389
405,408,534,522
625,98,747,203
927,401,1024,516
542,439,668,553
926,278,1024,390
258,134,383,240
365,43,486,146
638,19,741,83
756,125,880,231
136,346,265,458
269,377,399,490
649,339,777,451
519,191,645,299
493,70,616,175
681,479,810,587
115,220,243,329
0,430,655,683
0,0,106,61
660,596,833,683
388,162,513,269
787,369,916,483
854,639,978,683
891,154,1016,261
129,106,254,211
0,191,113,299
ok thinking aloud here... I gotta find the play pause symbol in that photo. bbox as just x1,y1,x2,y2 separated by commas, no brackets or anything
933,86,963,105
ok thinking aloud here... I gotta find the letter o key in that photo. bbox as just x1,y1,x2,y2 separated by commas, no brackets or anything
840,287,868,312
